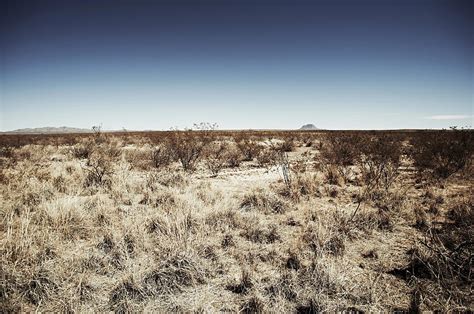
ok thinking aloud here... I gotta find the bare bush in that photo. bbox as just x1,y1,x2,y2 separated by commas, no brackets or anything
83,153,114,188
151,146,172,169
235,137,263,161
240,294,265,313
225,145,243,168
166,133,203,171
277,138,296,152
72,138,95,159
410,129,473,180
256,147,279,168
357,134,402,191
103,140,122,160
320,133,362,183
203,141,229,177
164,123,216,171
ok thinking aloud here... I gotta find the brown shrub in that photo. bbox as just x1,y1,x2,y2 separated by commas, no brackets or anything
150,171,188,188
256,147,279,168
83,153,114,188
399,198,473,309
265,271,297,301
52,175,67,193
221,234,235,248
409,129,473,180
371,188,405,213
320,133,362,169
151,146,172,169
205,209,239,231
235,138,263,161
203,141,229,177
0,146,14,159
72,139,95,159
446,198,473,227
17,269,58,306
164,130,211,171
103,141,122,160
277,138,296,152
357,134,402,191
225,145,244,168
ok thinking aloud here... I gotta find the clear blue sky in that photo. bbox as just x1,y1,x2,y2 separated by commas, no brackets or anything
1,0,472,131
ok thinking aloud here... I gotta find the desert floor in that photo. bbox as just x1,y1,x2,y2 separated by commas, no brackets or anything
1,132,472,312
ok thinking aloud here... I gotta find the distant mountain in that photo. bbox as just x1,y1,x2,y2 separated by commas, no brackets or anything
5,126,92,134
299,124,319,130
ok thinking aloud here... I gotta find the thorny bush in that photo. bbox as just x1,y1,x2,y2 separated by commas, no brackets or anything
410,129,473,180
320,133,363,183
357,134,402,191
164,123,217,171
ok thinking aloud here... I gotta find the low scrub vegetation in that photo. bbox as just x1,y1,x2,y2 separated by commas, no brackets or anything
409,128,473,180
1,128,472,312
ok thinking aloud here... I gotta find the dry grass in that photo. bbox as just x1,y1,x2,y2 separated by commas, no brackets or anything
1,130,472,312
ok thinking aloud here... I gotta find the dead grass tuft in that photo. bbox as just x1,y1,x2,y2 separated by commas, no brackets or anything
109,278,146,313
240,188,290,214
142,251,210,295
227,269,254,294
240,223,281,244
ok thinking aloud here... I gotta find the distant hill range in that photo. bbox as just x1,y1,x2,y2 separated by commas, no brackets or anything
4,126,92,134
299,124,319,130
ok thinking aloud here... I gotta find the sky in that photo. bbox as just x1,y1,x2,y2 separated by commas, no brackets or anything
1,0,472,131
